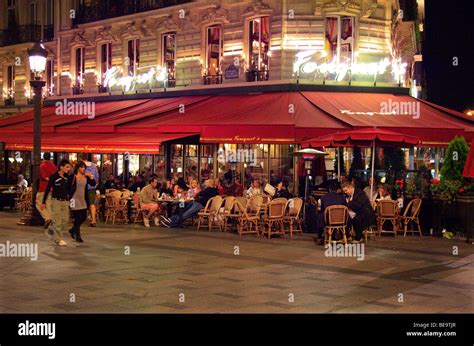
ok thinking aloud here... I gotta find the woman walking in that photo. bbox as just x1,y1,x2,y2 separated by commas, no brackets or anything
68,161,96,243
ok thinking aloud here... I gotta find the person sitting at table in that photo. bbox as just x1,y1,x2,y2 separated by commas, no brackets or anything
342,181,375,243
162,179,219,228
215,178,226,195
274,180,293,199
17,174,28,193
160,180,173,197
316,181,348,244
372,184,392,209
245,179,262,198
173,177,188,196
104,174,116,189
363,177,377,202
227,177,244,196
187,179,201,198
129,174,146,192
140,177,160,228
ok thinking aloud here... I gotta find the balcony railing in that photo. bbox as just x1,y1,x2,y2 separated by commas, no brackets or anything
0,24,55,47
72,0,192,26
203,74,223,85
245,69,270,82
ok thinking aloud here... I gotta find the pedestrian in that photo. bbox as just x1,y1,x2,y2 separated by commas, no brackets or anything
80,154,99,227
41,159,72,246
68,161,96,243
36,153,57,229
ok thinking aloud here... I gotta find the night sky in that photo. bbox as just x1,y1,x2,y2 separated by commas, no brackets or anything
424,0,474,112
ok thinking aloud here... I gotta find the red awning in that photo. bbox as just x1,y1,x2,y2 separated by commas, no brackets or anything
3,132,195,154
463,140,474,178
300,92,473,144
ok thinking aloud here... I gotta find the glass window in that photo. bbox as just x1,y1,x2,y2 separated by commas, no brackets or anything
46,60,54,96
100,42,112,85
139,155,153,180
248,17,270,81
241,144,267,188
68,153,78,166
153,153,166,181
29,1,37,25
75,47,85,87
101,154,114,181
170,144,183,180
127,38,140,76
206,26,222,76
185,145,199,181
269,144,295,193
7,0,16,28
200,144,214,182
325,16,354,64
46,0,54,25
7,151,31,181
128,154,139,176
6,65,15,101
162,33,176,84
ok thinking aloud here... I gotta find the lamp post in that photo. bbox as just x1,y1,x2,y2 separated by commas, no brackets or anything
19,42,47,226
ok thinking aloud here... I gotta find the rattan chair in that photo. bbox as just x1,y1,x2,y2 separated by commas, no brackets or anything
283,198,304,239
398,198,422,238
324,205,349,246
247,195,263,216
263,199,287,239
377,200,399,237
132,192,145,224
196,196,223,232
234,200,260,237
220,196,236,232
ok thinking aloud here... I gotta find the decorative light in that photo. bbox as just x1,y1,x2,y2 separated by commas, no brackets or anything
27,42,48,76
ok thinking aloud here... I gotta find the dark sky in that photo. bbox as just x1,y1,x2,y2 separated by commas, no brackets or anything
424,0,474,112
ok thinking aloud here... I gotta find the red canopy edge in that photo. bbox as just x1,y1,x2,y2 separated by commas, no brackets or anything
463,140,474,178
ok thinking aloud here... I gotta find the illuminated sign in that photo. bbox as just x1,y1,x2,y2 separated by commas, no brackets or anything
293,50,407,82
103,66,167,91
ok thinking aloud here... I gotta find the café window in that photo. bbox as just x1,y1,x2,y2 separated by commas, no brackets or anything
217,144,241,185
269,144,295,193
74,47,85,94
5,65,15,104
241,144,268,188
100,42,112,88
247,17,270,81
139,155,153,180
325,16,355,64
170,144,183,180
29,0,37,25
46,60,54,96
185,145,199,181
127,38,140,76
7,0,16,28
153,150,166,181
162,33,176,86
200,144,214,182
46,0,54,25
204,26,223,84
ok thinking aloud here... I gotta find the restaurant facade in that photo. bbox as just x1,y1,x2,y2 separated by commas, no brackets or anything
0,0,472,192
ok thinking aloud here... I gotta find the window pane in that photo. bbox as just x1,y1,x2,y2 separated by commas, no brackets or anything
185,145,198,181
139,154,153,180
200,144,214,182
153,154,166,181
170,144,183,180
269,144,295,193
163,33,176,81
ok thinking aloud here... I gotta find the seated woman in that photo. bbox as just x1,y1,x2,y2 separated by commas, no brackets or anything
215,178,226,195
187,179,201,198
173,177,188,197
372,184,392,209
245,179,262,198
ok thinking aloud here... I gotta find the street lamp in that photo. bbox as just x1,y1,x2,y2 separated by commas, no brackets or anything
19,42,47,226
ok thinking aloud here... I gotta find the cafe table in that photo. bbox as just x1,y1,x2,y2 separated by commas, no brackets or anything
157,197,194,227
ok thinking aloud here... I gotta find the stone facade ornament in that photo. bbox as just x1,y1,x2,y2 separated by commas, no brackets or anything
156,14,179,32
71,31,90,47
94,25,118,43
245,0,271,14
121,21,140,38
201,5,230,24
314,1,324,16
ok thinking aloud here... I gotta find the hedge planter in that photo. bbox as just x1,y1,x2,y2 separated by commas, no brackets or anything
456,195,474,243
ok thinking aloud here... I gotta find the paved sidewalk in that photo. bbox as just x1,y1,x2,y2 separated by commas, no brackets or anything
0,212,472,313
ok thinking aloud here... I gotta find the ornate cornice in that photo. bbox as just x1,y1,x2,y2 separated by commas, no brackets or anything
94,25,118,43
71,31,90,47
120,21,141,39
155,14,179,32
244,0,272,15
201,5,230,24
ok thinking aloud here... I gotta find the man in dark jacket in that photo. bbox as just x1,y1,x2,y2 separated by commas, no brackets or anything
317,182,347,242
164,179,219,228
342,181,375,242
41,159,71,246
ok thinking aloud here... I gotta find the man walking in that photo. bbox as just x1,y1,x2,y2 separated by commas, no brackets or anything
41,159,71,246
36,153,57,229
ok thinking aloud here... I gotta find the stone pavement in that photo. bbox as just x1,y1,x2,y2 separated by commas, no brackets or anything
0,212,472,313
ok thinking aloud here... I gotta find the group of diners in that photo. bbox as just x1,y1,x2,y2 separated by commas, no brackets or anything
125,175,294,228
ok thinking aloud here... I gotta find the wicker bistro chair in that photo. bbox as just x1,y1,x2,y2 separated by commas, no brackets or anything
283,198,304,239
247,195,263,216
398,198,422,238
105,194,128,225
235,197,248,211
196,196,224,232
263,199,287,239
377,200,400,237
219,196,236,232
132,192,145,224
234,200,260,237
324,205,349,246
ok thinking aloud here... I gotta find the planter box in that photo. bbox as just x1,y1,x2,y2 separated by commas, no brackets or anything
456,195,474,243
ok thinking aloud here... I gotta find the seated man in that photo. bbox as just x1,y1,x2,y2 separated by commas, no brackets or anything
317,181,348,244
139,177,160,228
163,179,219,228
342,181,376,242
274,180,293,199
